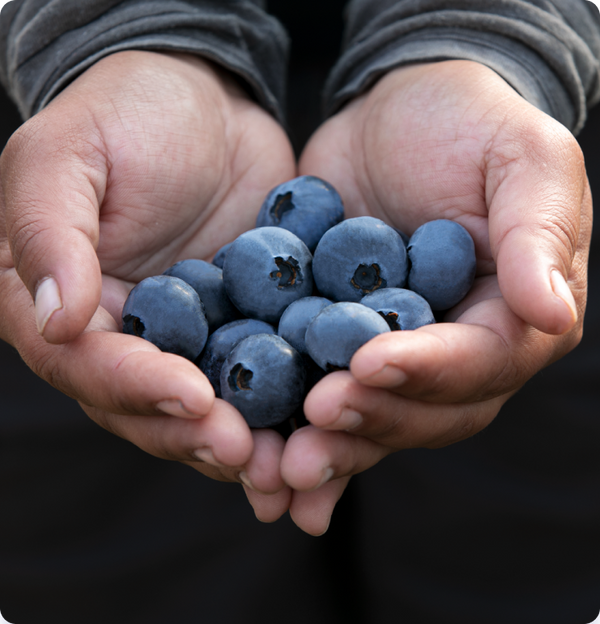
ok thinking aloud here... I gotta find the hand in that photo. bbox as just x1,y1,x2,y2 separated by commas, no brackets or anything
281,60,592,534
0,50,297,517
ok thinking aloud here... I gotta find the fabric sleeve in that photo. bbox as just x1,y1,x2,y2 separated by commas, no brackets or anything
325,0,600,134
0,0,288,123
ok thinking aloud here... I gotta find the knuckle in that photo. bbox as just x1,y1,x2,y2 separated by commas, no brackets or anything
374,407,411,444
535,210,579,263
425,407,480,449
8,213,55,278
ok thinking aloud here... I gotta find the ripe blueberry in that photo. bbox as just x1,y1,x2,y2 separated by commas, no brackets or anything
122,275,208,360
305,301,390,371
163,259,239,333
256,176,344,252
313,217,408,302
197,319,276,398
220,334,306,428
222,227,314,324
278,296,332,355
407,220,476,310
361,288,435,330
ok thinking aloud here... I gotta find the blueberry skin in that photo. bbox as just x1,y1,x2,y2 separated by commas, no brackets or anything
256,176,344,252
361,288,435,331
278,296,332,355
305,302,390,371
122,275,208,361
312,217,408,303
212,242,233,269
197,319,275,398
163,259,239,333
220,334,306,428
223,227,314,324
407,219,476,310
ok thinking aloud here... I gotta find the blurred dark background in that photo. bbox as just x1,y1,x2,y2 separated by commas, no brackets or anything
1,1,599,623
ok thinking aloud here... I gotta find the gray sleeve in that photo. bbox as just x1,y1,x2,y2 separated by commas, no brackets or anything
325,0,600,134
0,0,288,123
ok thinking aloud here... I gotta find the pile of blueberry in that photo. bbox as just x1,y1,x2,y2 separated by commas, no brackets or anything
122,176,476,429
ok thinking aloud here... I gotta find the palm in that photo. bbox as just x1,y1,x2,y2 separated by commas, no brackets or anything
0,51,296,511
278,61,591,530
301,64,522,278
67,53,295,283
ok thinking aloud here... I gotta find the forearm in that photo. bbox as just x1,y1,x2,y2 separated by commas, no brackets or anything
0,0,288,122
326,0,600,134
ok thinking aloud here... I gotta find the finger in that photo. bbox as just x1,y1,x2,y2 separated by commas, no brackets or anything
289,477,351,536
239,429,292,524
302,372,509,450
0,105,108,344
486,111,592,335
281,424,390,491
349,277,579,404
350,317,511,404
239,429,287,495
1,269,214,417
243,487,293,524
100,274,135,327
83,398,253,469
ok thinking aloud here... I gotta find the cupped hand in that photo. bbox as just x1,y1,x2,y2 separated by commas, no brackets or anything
282,60,592,534
0,50,296,517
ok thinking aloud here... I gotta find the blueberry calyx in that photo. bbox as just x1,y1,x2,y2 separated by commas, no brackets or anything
351,263,386,294
271,192,295,223
123,314,146,338
270,256,301,288
228,363,254,392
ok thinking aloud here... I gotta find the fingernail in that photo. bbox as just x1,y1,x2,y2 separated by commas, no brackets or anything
157,399,201,419
550,270,577,325
363,365,408,387
310,467,334,492
238,471,256,491
193,447,224,467
335,408,363,431
314,516,332,537
35,277,63,336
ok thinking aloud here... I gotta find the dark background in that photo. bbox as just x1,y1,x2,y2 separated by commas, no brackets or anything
1,1,599,623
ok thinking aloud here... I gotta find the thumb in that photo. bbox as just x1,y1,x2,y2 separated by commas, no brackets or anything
1,107,107,344
486,116,591,336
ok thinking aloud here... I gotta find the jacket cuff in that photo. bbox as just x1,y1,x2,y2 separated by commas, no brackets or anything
324,0,600,134
0,0,288,123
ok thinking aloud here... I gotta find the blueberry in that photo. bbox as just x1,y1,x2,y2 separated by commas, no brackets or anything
220,334,306,428
312,217,408,303
278,296,332,355
407,220,476,310
122,275,208,360
197,319,275,398
361,288,435,330
212,242,233,269
163,259,239,333
256,176,344,252
305,301,390,371
223,227,314,324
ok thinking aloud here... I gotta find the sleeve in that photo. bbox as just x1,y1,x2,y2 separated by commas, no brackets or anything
0,0,289,123
324,0,600,134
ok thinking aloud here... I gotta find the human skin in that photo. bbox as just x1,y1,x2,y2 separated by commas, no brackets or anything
0,50,298,517
279,60,592,535
0,55,592,537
